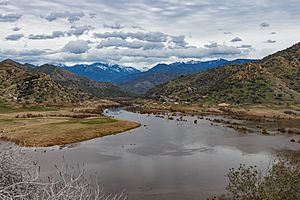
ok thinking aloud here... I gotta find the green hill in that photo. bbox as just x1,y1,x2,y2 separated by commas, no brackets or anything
147,42,300,106
0,59,79,104
0,60,130,105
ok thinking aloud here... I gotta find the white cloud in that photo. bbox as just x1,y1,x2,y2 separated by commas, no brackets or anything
0,0,299,68
94,31,169,42
97,38,165,50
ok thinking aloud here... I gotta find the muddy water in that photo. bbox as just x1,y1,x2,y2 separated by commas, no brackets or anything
27,109,300,200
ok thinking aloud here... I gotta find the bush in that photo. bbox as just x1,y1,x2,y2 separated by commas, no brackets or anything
0,143,126,200
223,158,300,200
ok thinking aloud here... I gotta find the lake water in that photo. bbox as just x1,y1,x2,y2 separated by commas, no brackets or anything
27,108,300,200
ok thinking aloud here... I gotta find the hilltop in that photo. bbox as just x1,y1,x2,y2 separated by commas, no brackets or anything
0,60,130,105
60,62,140,82
34,64,130,98
147,42,300,106
0,59,79,104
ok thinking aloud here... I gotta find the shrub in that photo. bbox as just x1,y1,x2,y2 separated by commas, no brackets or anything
223,158,300,200
0,142,126,200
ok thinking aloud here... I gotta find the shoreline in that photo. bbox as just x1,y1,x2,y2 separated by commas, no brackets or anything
125,99,300,121
125,102,300,139
0,119,141,147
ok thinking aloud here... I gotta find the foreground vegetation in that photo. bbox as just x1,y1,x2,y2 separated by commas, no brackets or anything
1,143,299,200
0,143,126,200
216,156,300,200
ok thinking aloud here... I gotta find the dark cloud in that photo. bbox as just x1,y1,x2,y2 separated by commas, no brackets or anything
89,13,96,19
0,1,9,5
0,48,49,64
230,37,242,42
270,32,276,35
103,22,125,29
223,31,232,34
260,22,270,28
237,44,252,48
29,31,65,40
62,40,90,54
12,27,21,31
67,25,93,36
0,13,22,22
44,11,85,23
131,25,144,30
265,39,276,43
28,26,92,40
5,33,24,41
204,42,219,48
170,35,188,47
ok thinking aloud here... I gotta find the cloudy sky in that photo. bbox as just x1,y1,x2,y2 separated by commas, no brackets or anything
0,0,299,69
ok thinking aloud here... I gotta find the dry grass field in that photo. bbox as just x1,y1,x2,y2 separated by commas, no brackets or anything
0,101,140,147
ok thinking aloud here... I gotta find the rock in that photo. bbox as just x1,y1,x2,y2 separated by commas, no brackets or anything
261,128,268,135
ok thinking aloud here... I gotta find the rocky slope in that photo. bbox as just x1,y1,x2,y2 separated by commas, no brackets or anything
0,60,79,104
147,43,300,106
0,60,130,104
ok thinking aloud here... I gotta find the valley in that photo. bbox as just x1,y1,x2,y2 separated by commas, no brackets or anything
0,42,300,200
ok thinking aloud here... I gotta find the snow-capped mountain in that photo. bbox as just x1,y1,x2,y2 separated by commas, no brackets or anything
56,62,141,82
116,59,259,94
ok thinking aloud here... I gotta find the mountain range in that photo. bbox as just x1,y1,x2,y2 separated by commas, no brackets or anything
2,42,299,106
59,63,140,82
57,59,257,95
147,42,300,106
115,59,258,94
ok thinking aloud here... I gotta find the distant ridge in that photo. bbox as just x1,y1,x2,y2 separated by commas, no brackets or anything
58,62,140,82
116,59,258,94
34,64,130,98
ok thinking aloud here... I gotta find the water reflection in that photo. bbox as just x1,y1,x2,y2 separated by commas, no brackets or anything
27,109,299,200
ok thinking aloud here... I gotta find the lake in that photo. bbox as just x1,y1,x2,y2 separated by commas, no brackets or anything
27,108,300,200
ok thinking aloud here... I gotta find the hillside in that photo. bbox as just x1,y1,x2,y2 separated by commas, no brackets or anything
117,59,257,94
0,60,79,104
34,64,130,98
60,62,140,82
147,43,300,106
